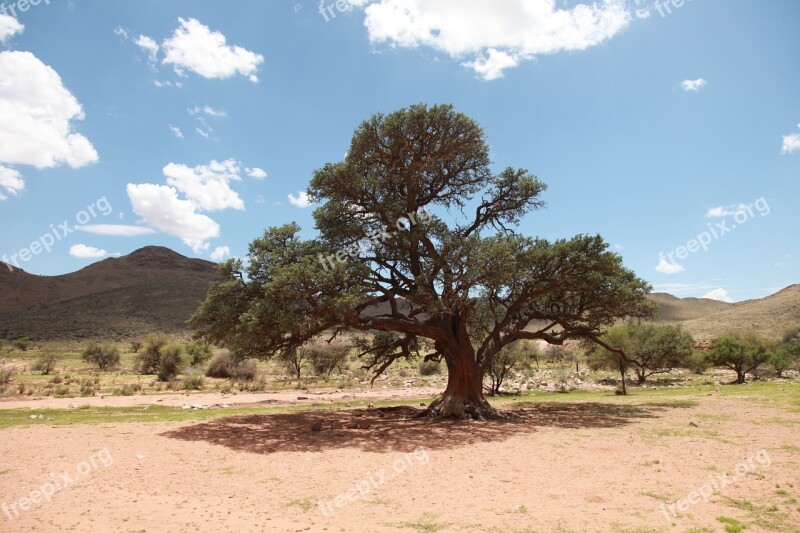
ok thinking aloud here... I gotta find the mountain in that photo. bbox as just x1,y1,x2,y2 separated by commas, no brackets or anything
649,285,800,340
0,247,219,341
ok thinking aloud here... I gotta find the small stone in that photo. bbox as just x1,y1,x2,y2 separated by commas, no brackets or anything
297,396,309,400
689,422,698,427
347,421,359,429
358,423,371,430
311,420,323,432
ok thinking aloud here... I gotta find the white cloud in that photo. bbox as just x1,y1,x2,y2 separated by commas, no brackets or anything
189,105,227,117
702,288,733,303
462,49,519,81
656,256,685,275
288,191,312,208
681,78,707,92
69,244,109,259
169,124,184,139
127,183,220,253
782,133,800,154
163,159,245,211
357,0,631,80
195,127,210,139
210,246,230,261
162,18,264,82
135,35,159,64
153,80,183,89
0,13,23,43
0,165,24,200
75,224,156,237
113,26,129,40
246,167,267,179
0,50,98,199
706,204,747,218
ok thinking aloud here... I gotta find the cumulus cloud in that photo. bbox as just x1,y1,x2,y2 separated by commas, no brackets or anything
69,244,109,259
702,288,733,303
782,133,800,155
288,191,312,208
0,165,24,200
75,224,157,237
681,78,707,92
0,13,24,43
127,183,220,253
0,50,98,200
656,256,685,275
163,159,245,211
246,167,267,179
162,18,263,82
356,0,631,80
210,246,230,261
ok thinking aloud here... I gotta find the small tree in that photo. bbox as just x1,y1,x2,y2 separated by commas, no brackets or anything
708,333,771,384
82,343,121,370
486,341,537,396
32,352,60,375
628,324,694,384
280,347,311,382
769,347,794,378
186,342,213,367
157,344,185,382
12,338,31,352
135,334,169,375
309,343,350,379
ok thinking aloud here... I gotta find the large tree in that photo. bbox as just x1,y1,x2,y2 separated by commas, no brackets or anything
190,104,654,419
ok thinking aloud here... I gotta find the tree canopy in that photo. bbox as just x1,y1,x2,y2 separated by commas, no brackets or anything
190,104,655,419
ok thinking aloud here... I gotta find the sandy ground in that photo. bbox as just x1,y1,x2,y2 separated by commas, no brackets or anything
1,394,799,532
0,386,442,410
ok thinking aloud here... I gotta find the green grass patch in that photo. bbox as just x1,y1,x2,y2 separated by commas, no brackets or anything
716,516,746,533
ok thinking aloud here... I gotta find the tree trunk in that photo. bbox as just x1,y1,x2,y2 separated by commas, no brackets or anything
424,346,497,420
619,363,627,395
636,369,646,385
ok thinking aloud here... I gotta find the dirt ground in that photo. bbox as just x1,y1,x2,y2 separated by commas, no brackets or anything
1,392,798,532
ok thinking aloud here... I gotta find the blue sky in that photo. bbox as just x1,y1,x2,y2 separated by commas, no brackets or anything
0,0,798,302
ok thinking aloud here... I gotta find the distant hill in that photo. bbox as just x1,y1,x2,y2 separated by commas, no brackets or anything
0,247,219,341
655,285,800,340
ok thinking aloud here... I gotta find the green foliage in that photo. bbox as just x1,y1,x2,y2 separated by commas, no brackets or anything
309,343,350,378
157,344,184,382
32,352,60,375
487,341,538,395
182,369,205,390
135,334,169,375
0,365,17,385
768,347,795,377
186,342,213,367
709,332,772,384
81,342,121,370
129,340,143,353
686,351,711,374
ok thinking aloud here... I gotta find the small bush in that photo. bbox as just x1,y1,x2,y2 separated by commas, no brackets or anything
418,360,442,376
49,375,64,384
0,365,17,384
157,344,185,382
82,343,121,370
686,351,711,374
12,338,31,352
233,359,258,381
182,370,205,390
32,352,60,375
205,353,257,381
135,334,169,375
129,340,143,353
186,342,213,367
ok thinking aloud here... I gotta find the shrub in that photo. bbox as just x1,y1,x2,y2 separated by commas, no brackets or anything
129,340,143,353
0,365,17,384
186,342,213,367
310,344,349,378
205,353,257,381
135,334,169,375
769,348,795,378
418,360,442,376
182,370,205,390
157,344,185,382
32,352,60,375
686,351,711,374
81,343,121,370
12,338,31,352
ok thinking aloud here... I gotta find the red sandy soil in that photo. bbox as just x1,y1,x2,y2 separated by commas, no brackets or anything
0,395,798,532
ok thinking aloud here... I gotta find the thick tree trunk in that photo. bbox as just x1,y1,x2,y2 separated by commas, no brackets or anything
423,347,497,420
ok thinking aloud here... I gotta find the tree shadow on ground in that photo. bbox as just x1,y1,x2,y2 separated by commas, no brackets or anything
161,402,689,455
